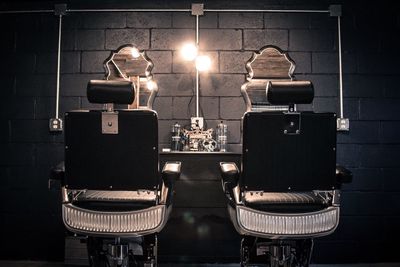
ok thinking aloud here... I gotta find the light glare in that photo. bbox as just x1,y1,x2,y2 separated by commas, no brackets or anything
181,43,198,61
195,55,211,72
131,47,141,58
147,80,156,91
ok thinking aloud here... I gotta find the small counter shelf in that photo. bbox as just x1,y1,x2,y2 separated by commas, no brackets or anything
158,151,242,263
160,151,241,155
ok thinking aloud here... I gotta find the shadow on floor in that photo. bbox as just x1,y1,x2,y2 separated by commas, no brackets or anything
1,261,400,267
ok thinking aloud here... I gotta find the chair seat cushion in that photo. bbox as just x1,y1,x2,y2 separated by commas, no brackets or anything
78,190,157,202
73,190,157,212
243,192,330,213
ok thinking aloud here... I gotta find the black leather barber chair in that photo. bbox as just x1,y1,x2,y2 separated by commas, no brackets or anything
220,46,351,267
50,80,180,267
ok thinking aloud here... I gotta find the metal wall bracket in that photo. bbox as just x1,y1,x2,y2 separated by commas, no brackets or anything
283,113,301,135
329,5,341,17
332,190,341,206
54,4,67,16
191,3,204,16
102,112,119,134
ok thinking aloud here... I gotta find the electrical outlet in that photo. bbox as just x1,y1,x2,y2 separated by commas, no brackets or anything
191,117,204,130
49,118,63,132
337,118,349,131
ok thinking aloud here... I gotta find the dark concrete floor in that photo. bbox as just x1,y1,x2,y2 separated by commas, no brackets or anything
1,262,400,267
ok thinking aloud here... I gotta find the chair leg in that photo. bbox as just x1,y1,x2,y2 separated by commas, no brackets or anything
142,234,157,267
269,244,292,267
240,237,264,267
85,234,158,267
240,238,249,266
87,237,108,267
292,239,313,267
239,237,314,267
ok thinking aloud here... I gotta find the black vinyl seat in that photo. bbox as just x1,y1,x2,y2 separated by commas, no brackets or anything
220,89,344,235
50,80,180,267
220,86,351,265
220,46,352,267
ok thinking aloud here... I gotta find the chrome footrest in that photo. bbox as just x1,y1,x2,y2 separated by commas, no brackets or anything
234,205,339,238
63,203,166,236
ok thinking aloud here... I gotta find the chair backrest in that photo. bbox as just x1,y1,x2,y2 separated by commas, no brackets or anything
241,111,336,192
240,45,336,192
64,77,159,191
64,109,159,191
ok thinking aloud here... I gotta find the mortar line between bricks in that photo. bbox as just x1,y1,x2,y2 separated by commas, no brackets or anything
149,28,153,49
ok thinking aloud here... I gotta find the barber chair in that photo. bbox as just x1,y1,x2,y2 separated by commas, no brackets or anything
220,46,352,267
50,80,180,267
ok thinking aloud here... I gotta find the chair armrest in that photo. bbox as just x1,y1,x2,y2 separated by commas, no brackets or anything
160,162,181,205
162,161,181,185
48,161,65,190
336,165,352,185
220,162,240,203
220,162,239,188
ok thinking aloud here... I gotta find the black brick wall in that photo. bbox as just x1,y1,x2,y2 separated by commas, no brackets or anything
0,0,399,263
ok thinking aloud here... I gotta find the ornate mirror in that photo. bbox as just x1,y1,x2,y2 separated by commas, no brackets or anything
242,45,296,111
104,44,157,109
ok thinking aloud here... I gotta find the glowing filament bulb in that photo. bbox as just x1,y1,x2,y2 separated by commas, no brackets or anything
181,43,198,61
195,55,211,72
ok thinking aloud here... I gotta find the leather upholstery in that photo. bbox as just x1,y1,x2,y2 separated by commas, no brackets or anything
87,80,135,104
267,80,314,105
243,192,326,205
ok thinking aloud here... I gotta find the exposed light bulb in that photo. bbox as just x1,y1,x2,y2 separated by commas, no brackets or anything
131,47,141,58
195,55,211,72
181,43,198,61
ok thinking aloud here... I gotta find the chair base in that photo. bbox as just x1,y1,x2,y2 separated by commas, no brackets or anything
87,234,158,267
240,237,313,267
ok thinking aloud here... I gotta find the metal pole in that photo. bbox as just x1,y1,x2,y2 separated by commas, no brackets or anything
68,8,190,12
0,9,53,14
55,14,62,119
0,8,329,15
195,14,199,118
136,76,140,109
337,15,343,119
196,14,199,44
204,9,329,13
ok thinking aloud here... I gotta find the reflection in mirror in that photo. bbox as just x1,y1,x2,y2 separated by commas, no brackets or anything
104,44,157,109
242,45,295,111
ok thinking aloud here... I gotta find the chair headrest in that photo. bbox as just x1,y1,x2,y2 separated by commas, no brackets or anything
87,80,135,104
267,81,314,105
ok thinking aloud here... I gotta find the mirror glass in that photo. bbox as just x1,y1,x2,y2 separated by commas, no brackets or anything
104,45,157,109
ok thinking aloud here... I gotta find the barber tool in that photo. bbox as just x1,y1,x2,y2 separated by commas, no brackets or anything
201,139,217,152
183,122,216,152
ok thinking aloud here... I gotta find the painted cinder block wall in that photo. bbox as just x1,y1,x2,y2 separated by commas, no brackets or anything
0,0,399,263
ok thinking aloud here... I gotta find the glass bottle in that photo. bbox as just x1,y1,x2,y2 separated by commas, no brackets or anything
217,121,227,152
